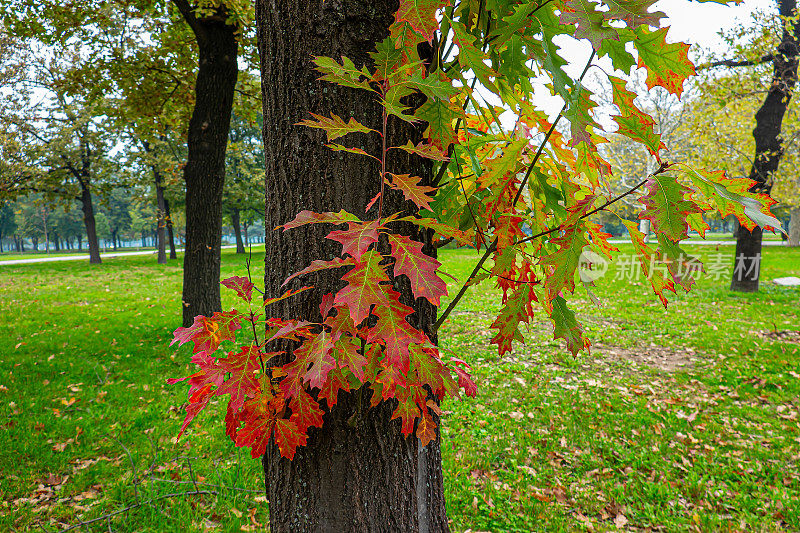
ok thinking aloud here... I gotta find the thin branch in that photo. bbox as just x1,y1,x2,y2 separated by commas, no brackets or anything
170,0,207,46
433,236,454,249
57,490,218,532
697,54,774,70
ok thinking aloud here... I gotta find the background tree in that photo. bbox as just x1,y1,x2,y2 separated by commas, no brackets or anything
224,100,264,254
698,0,799,290
0,200,16,252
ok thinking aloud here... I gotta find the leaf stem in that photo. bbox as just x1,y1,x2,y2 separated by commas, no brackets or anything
377,87,388,221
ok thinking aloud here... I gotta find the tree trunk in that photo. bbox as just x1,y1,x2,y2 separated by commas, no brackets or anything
243,221,249,246
165,197,177,259
789,206,800,246
257,2,449,531
732,0,799,291
79,187,102,264
111,230,118,251
175,1,239,326
231,208,245,254
156,176,168,265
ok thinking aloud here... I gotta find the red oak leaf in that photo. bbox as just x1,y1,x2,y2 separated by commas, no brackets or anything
318,366,352,408
587,222,618,260
171,311,241,356
622,220,676,306
639,173,702,242
326,220,381,260
291,330,336,390
296,112,376,142
279,209,359,230
216,345,263,412
289,388,325,434
333,335,368,382
634,28,695,97
266,319,316,344
274,418,307,460
221,276,255,303
392,140,450,161
392,393,420,436
334,250,391,327
387,233,448,306
450,358,477,398
396,0,452,42
263,286,313,307
365,289,426,375
283,257,355,286
234,394,278,459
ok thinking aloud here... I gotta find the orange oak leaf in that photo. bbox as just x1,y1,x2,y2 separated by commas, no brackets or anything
388,173,437,210
296,112,376,141
171,311,241,356
274,418,307,460
395,0,451,42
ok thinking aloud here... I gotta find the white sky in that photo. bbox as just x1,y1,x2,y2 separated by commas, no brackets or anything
658,0,774,49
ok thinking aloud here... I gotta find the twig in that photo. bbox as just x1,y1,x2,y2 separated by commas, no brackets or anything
58,490,218,532
433,236,454,249
698,54,774,70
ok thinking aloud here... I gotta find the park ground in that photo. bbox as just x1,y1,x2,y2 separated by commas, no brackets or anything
0,244,798,532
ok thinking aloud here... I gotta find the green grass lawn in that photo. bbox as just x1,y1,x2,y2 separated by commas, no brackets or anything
1,245,798,531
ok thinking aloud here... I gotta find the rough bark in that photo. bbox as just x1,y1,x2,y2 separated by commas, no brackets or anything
732,0,799,291
175,0,239,326
231,208,245,254
789,206,800,246
257,1,449,531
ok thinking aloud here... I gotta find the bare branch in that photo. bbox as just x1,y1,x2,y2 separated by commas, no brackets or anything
698,54,774,70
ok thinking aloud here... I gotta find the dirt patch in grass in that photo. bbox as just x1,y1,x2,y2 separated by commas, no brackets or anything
595,342,695,372
758,329,800,343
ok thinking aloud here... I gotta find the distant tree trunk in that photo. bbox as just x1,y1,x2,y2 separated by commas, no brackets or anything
789,206,800,246
165,197,177,259
257,2,449,531
231,208,245,254
78,186,102,264
32,235,38,251
732,0,799,291
18,236,24,252
173,0,239,327
156,182,168,264
243,220,249,246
